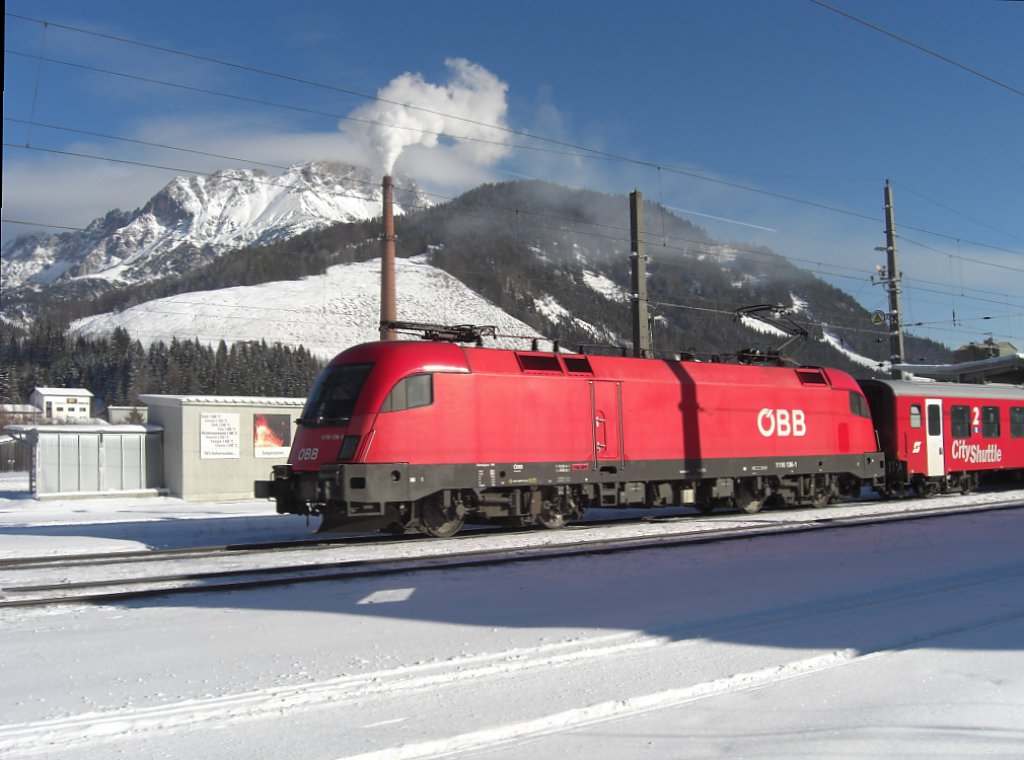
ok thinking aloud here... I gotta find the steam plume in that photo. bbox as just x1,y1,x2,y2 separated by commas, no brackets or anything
342,58,511,175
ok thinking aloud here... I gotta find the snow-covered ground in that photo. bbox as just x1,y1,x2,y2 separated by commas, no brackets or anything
2,471,1023,759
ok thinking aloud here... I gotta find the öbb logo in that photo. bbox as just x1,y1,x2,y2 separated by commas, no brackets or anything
757,409,807,437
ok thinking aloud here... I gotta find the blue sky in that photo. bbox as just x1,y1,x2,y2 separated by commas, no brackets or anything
3,0,1022,350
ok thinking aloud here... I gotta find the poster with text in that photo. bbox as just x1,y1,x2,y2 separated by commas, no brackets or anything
200,413,240,459
253,413,292,458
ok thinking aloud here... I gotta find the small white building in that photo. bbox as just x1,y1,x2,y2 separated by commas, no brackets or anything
0,404,41,424
30,387,94,422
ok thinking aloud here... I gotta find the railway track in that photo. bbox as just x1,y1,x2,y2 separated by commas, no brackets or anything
2,495,1022,609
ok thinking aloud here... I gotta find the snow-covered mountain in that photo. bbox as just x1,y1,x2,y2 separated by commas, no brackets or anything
1,162,426,289
7,171,951,384
71,252,890,371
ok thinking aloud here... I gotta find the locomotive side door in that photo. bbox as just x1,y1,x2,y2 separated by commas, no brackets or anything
591,381,622,463
925,398,944,477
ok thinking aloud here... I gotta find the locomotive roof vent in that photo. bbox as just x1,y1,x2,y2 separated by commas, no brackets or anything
795,368,830,386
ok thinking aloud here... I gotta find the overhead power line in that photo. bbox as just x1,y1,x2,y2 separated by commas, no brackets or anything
6,13,1021,254
6,138,1024,323
808,0,1024,98
4,12,1023,344
10,47,1021,261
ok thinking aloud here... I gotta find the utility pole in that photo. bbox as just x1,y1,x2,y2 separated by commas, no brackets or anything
629,190,652,358
874,179,905,379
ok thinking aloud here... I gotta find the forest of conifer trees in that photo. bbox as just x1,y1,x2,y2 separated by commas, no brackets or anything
0,322,324,413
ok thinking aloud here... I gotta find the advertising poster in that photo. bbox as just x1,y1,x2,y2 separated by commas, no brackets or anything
253,413,292,458
200,413,240,459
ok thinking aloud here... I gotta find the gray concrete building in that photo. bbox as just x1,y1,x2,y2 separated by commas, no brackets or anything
139,395,304,501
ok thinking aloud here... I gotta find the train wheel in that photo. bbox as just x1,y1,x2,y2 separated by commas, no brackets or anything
536,495,575,530
734,482,764,514
960,473,978,495
912,477,940,498
537,506,567,530
809,476,837,508
419,496,464,538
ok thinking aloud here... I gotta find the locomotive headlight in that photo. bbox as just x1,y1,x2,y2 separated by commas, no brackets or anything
337,435,360,461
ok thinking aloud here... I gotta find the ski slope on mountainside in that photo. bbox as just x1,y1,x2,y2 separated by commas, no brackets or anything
70,255,542,357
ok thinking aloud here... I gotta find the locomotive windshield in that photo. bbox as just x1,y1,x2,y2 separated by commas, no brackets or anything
299,363,372,425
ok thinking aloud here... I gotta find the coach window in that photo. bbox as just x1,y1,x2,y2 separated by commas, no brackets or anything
909,404,922,429
381,374,433,413
982,406,1000,438
951,405,971,438
1012,407,1024,438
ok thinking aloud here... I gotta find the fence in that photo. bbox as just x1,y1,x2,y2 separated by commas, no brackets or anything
0,436,30,472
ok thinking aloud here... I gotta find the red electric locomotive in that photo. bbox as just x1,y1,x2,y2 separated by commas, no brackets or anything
256,333,886,535
859,379,1024,496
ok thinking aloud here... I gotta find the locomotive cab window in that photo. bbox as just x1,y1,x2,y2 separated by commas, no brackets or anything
1012,407,1024,438
909,404,922,429
300,363,373,425
381,374,433,413
951,405,970,438
982,406,1000,438
849,391,871,418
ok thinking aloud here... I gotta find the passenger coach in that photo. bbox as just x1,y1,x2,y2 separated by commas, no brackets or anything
859,379,1024,496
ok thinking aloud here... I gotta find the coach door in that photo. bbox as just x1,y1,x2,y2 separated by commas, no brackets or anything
591,381,622,464
925,398,944,477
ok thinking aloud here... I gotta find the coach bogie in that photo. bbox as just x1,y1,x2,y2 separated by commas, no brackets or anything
950,471,978,494
911,474,941,498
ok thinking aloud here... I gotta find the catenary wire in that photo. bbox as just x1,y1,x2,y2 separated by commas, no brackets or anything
6,139,1024,336
4,15,1022,343
808,0,1024,99
5,135,1020,305
5,22,1022,257
6,10,1021,255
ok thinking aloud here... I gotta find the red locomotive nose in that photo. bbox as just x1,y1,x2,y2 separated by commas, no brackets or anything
288,360,376,470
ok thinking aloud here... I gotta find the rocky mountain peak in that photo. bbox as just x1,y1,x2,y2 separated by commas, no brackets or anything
1,162,424,293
